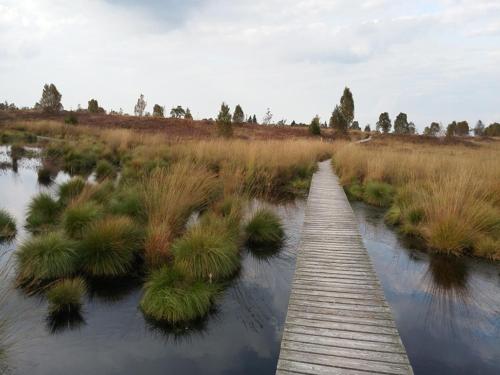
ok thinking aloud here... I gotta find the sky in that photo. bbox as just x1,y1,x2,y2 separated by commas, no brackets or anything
1,0,500,130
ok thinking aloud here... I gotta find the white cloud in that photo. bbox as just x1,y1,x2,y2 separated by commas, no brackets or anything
0,0,499,129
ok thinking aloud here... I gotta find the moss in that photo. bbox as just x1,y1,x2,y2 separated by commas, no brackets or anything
363,181,394,207
26,193,61,233
62,202,103,239
0,209,16,239
58,177,86,206
78,216,143,277
172,217,240,281
16,232,79,283
95,160,115,180
140,266,219,324
47,278,86,314
245,208,284,250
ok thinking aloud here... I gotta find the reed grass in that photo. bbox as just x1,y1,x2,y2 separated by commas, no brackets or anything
46,278,86,314
61,202,103,239
58,177,87,206
245,208,284,250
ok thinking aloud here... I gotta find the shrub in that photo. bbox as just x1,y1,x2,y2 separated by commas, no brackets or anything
37,167,52,185
62,202,103,239
16,232,79,283
78,216,143,277
309,116,321,135
26,193,61,232
245,209,284,249
95,160,115,180
47,278,86,314
0,209,16,239
363,181,394,207
63,149,97,175
64,114,78,125
172,217,239,281
140,266,218,323
58,177,86,205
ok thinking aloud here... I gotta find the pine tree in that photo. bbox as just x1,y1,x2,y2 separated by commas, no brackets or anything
216,102,232,137
252,114,257,124
232,104,244,123
350,120,360,130
394,113,409,134
38,83,62,113
376,112,391,133
339,87,354,126
309,116,321,135
364,124,371,132
185,107,193,120
329,105,348,133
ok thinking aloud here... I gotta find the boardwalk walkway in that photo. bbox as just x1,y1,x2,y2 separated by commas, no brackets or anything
276,160,413,375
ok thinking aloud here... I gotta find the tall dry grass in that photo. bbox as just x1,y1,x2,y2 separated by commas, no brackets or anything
333,140,500,259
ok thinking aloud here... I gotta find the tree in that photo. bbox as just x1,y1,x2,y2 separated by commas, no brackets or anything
88,99,99,113
262,108,273,125
446,121,457,137
339,87,355,126
364,124,371,132
394,113,411,134
185,107,193,120
484,122,500,136
37,83,62,113
170,105,185,118
376,112,391,133
424,122,441,136
329,105,348,133
152,104,164,118
134,94,146,117
252,114,257,124
309,116,321,135
232,104,244,123
456,121,469,136
474,120,485,136
350,120,360,130
216,102,232,137
408,122,416,135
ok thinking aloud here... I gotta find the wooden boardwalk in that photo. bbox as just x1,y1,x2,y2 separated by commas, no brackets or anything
276,161,413,375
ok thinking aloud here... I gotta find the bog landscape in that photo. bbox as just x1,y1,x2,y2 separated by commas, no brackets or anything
1,1,500,375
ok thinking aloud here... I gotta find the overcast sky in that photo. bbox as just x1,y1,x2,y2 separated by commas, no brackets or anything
1,0,499,130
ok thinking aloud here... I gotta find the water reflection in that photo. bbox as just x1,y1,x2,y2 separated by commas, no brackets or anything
47,310,86,334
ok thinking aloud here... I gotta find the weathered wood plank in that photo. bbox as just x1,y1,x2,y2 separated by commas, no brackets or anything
276,160,412,375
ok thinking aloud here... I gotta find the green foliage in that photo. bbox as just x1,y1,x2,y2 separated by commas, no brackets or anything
329,105,348,133
364,124,371,132
232,104,245,123
58,177,86,205
184,108,193,120
447,121,469,137
37,83,62,113
78,216,143,277
9,143,25,159
245,209,284,250
309,116,321,135
95,160,115,180
16,232,79,283
385,205,401,226
393,113,413,134
47,278,86,314
363,181,394,207
88,99,99,113
107,187,144,219
170,105,185,118
26,193,61,232
0,209,16,239
484,122,500,136
62,202,103,239
424,122,441,136
216,102,232,137
140,266,219,323
63,148,98,175
153,104,164,118
350,121,360,130
172,217,240,281
64,113,78,125
376,112,391,133
345,181,364,201
339,87,355,126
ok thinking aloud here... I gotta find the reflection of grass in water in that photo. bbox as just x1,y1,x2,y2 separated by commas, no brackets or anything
0,253,14,374
46,310,86,335
86,276,141,304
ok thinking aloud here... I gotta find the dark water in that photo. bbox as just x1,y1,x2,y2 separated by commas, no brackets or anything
0,146,304,375
352,202,500,375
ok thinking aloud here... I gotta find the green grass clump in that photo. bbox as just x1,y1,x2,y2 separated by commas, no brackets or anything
78,216,143,277
95,160,115,180
140,266,218,323
62,202,103,239
363,181,394,207
26,193,61,232
63,149,98,175
172,217,239,281
58,177,86,205
37,167,52,185
345,181,364,201
16,232,79,283
0,209,16,239
107,187,143,219
245,208,284,249
47,278,86,314
384,205,401,226
9,144,25,159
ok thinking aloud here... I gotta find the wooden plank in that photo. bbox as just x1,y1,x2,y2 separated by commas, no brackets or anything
276,160,413,375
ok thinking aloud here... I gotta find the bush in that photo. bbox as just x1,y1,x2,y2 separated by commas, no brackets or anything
245,209,284,249
64,114,78,125
58,177,86,205
62,202,103,239
47,278,86,314
37,167,52,185
140,266,218,323
26,193,61,232
95,160,115,180
363,181,394,207
78,216,143,277
0,209,16,239
16,232,79,283
172,217,240,281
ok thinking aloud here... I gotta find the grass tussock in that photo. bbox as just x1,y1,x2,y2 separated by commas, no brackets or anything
0,209,16,240
61,202,103,239
78,216,143,277
26,193,61,233
58,177,87,205
333,140,500,258
47,278,86,314
140,266,219,324
95,160,115,180
245,208,284,250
